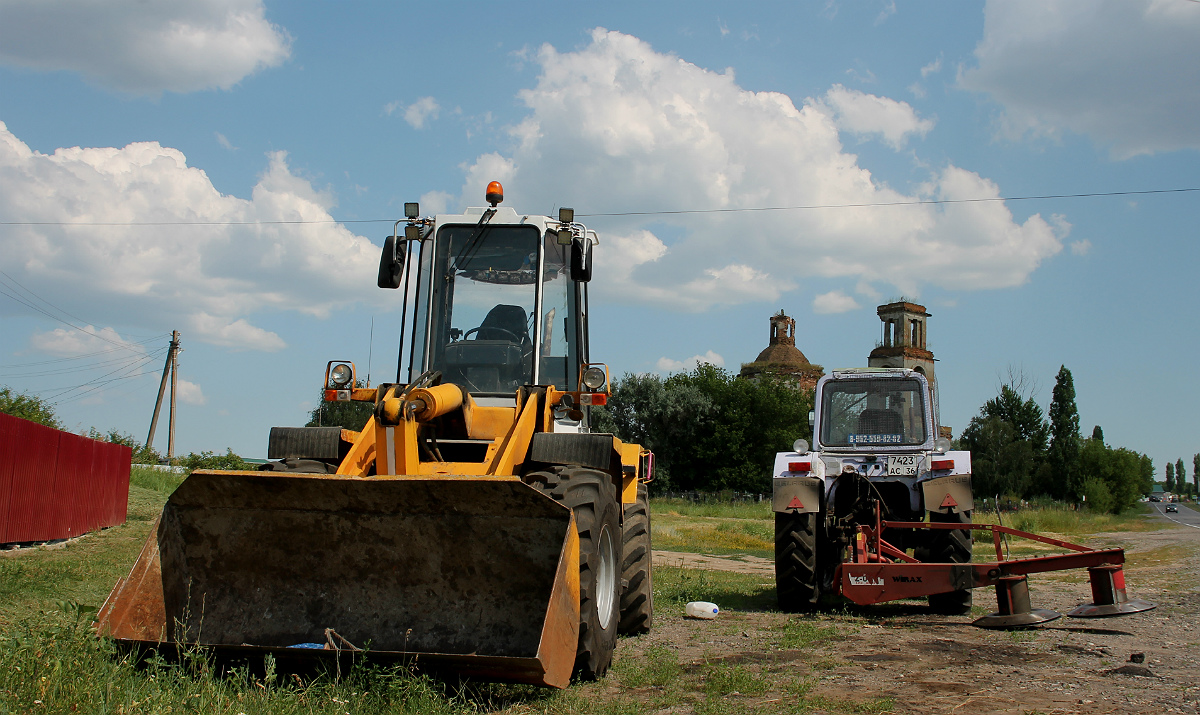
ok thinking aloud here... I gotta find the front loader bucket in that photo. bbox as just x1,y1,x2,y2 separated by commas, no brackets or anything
96,471,580,688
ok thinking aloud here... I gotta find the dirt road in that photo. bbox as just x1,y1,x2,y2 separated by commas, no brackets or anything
635,514,1199,714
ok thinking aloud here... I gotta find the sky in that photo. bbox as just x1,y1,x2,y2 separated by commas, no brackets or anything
0,0,1197,472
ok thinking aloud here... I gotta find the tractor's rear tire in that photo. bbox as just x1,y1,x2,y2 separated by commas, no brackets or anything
618,483,653,635
524,466,621,680
775,511,819,612
917,510,974,615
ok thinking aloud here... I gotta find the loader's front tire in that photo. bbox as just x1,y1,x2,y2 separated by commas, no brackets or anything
525,466,621,680
775,511,819,612
917,510,974,615
618,482,653,636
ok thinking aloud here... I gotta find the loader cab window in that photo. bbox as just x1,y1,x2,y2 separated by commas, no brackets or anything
429,224,541,394
820,378,927,448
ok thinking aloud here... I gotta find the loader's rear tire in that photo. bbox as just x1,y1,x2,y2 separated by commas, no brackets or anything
775,511,819,612
618,483,653,636
917,510,974,615
524,466,621,680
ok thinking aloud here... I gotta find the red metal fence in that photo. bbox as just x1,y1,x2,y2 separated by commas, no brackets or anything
0,412,131,544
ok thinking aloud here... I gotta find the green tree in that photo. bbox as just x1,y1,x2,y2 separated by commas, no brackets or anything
1194,453,1199,494
0,386,62,429
1091,425,1104,442
1166,462,1175,492
1046,366,1081,496
982,385,1050,453
306,381,374,431
958,415,1035,498
1078,440,1146,513
592,371,714,491
595,365,812,494
1176,459,1187,492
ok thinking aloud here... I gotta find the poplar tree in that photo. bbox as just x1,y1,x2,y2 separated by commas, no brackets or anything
1166,462,1175,492
1177,459,1188,496
1194,453,1200,493
1091,425,1104,443
1047,365,1081,495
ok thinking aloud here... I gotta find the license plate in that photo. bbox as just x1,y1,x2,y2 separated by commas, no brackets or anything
887,455,919,476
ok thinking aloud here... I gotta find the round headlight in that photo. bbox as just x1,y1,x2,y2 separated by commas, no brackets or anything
331,363,353,386
792,438,809,454
582,366,607,391
933,436,951,454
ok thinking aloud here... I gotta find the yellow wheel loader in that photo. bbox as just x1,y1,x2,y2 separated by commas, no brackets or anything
96,183,654,688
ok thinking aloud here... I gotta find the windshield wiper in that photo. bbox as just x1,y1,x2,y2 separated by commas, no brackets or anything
451,208,497,274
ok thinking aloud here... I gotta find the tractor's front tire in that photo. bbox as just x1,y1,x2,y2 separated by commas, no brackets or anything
917,510,974,615
775,511,819,612
525,466,621,680
618,482,653,635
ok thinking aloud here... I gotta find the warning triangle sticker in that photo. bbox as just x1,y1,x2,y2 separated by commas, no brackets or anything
940,494,959,509
787,496,805,510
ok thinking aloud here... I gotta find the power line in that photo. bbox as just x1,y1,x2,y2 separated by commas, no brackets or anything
577,187,1200,217
0,187,1195,226
0,270,162,351
0,335,167,369
0,218,395,226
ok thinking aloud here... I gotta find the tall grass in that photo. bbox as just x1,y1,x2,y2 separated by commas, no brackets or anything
129,464,185,495
651,498,771,520
973,503,1156,535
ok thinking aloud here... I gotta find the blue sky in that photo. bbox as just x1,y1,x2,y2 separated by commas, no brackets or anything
0,1,1197,475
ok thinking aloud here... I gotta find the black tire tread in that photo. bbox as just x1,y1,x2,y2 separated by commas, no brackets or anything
775,511,819,612
618,483,653,635
523,466,620,680
917,510,974,615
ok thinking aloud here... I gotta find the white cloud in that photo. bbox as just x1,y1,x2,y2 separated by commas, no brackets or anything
813,290,860,314
176,379,206,406
0,0,290,94
29,325,144,356
215,132,236,151
0,122,384,351
823,84,934,149
403,97,441,129
959,0,1200,158
875,1,896,25
1069,240,1092,256
451,29,1062,310
656,350,724,373
920,56,943,78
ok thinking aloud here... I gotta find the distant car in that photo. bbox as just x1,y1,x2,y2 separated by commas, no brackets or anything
1149,496,1161,502
1165,505,1178,513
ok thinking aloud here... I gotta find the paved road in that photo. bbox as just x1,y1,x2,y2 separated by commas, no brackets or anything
1146,501,1200,529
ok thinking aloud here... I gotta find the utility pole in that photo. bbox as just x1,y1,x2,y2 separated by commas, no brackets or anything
168,339,179,460
146,330,180,459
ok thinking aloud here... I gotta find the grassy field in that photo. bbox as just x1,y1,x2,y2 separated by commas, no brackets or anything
650,496,1158,561
0,475,1166,715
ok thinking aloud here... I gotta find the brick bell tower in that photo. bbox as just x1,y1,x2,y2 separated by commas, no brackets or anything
868,301,935,386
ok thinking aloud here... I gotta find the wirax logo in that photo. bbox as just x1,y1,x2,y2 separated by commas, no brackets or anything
892,575,923,583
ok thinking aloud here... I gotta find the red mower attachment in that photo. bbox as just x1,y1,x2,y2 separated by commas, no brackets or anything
834,508,1155,629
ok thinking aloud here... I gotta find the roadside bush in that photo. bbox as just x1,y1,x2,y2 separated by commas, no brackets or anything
1079,477,1115,514
181,448,254,474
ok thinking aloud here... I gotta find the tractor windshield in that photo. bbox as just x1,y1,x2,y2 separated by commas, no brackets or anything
820,378,927,448
428,223,543,394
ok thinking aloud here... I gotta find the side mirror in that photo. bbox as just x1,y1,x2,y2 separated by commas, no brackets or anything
808,410,816,428
377,235,405,289
570,236,592,282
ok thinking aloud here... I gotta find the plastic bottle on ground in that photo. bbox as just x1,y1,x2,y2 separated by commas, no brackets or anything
685,601,719,619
